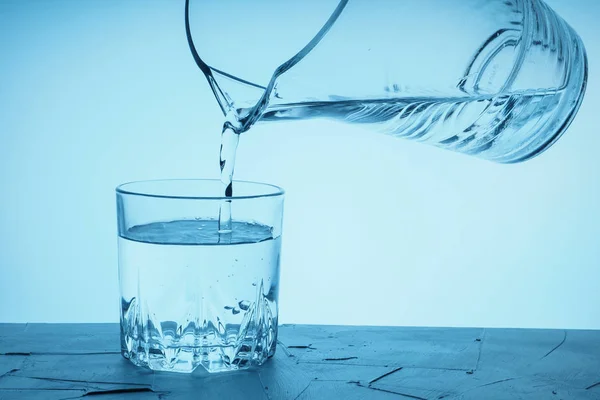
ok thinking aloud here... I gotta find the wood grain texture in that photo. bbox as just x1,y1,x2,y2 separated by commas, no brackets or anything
0,324,598,399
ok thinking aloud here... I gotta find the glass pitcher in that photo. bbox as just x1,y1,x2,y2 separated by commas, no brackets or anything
185,0,587,163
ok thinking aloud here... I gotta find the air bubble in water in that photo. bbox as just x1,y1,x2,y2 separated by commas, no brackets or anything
238,300,251,311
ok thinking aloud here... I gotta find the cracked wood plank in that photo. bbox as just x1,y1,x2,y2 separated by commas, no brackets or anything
0,389,88,400
451,376,600,400
368,368,600,400
296,381,400,400
280,325,482,370
257,361,394,400
0,356,25,379
0,375,151,392
8,354,154,386
151,371,269,400
476,328,600,390
476,328,571,370
0,324,28,338
0,324,599,399
367,367,469,399
0,324,119,355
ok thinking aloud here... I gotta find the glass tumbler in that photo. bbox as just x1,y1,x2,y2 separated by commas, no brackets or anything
116,179,284,373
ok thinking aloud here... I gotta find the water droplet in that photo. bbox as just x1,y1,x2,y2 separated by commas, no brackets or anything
235,258,238,262
224,306,233,310
238,300,251,311
252,282,257,287
232,308,240,315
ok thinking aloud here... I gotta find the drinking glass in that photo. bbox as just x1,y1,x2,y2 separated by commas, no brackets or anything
116,179,284,373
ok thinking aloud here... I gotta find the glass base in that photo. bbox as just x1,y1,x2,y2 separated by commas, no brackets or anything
121,343,276,374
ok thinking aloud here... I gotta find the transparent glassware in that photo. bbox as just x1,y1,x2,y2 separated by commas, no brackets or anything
116,179,284,373
186,0,587,163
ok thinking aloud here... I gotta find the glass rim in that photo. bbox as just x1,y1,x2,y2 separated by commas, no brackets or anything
116,179,285,200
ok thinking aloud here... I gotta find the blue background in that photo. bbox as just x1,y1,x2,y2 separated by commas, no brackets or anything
0,0,598,328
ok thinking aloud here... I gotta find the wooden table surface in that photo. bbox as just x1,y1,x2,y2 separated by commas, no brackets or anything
0,324,599,399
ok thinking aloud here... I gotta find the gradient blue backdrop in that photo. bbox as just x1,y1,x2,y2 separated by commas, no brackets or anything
0,0,598,328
